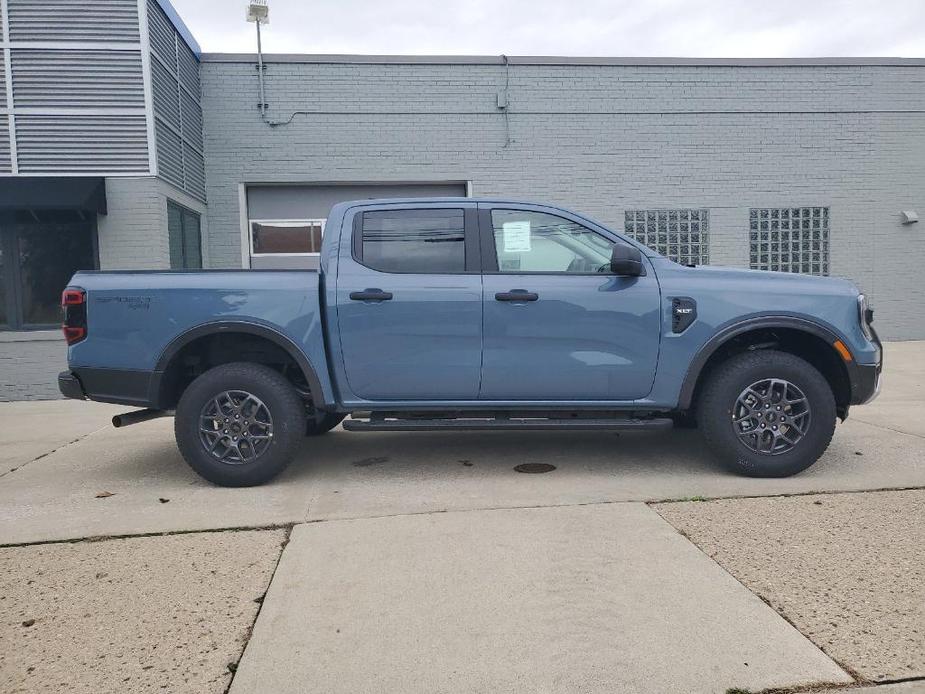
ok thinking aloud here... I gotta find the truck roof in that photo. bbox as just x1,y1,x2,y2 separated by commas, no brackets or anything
333,197,553,206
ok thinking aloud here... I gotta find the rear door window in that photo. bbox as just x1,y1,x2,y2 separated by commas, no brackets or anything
358,209,466,273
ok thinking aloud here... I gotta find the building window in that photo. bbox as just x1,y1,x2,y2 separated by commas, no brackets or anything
624,209,709,266
0,213,96,329
749,207,829,275
250,220,325,256
167,201,202,269
358,209,465,273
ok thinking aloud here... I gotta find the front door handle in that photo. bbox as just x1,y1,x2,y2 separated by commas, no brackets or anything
495,290,539,302
350,289,393,302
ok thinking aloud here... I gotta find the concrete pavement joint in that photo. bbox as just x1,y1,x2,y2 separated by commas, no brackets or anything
649,505,856,687
2,485,922,548
0,522,296,549
650,484,925,505
0,424,110,479
222,525,292,694
656,490,925,685
850,417,925,440
751,673,925,693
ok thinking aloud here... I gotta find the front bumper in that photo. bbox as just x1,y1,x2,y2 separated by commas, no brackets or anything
851,361,882,405
849,327,882,406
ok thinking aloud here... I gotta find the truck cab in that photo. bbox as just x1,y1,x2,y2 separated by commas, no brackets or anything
59,198,882,486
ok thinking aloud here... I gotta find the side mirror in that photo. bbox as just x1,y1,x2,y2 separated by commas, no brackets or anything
610,244,644,276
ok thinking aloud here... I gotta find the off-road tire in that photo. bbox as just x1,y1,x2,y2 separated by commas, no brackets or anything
175,362,304,487
698,350,836,477
305,412,345,436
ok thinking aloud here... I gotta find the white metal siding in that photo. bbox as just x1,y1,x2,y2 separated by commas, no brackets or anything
0,51,6,104
147,0,203,200
177,39,198,97
146,0,174,66
150,55,178,124
0,114,11,173
182,143,204,198
180,90,201,148
11,48,144,108
16,114,148,172
7,0,140,43
154,116,182,185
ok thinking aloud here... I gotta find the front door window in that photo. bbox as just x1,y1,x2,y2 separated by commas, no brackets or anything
490,210,614,274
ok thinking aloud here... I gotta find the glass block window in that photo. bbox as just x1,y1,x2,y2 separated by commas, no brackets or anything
749,207,829,275
624,209,709,266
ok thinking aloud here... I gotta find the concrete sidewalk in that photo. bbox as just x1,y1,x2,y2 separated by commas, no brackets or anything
0,408,922,546
231,504,850,694
0,341,923,693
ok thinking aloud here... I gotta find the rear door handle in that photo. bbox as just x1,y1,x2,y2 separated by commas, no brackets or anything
350,289,393,302
495,290,539,302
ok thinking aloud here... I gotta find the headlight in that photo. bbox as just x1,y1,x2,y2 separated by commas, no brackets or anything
857,294,874,341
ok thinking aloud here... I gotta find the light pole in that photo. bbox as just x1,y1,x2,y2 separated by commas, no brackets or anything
246,1,270,119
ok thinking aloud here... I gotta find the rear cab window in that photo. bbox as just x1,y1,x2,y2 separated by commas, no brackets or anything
356,208,467,273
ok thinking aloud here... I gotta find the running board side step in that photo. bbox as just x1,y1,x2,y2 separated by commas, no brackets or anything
343,417,674,432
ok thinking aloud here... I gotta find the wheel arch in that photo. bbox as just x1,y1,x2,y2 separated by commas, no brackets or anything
151,321,325,410
678,316,854,417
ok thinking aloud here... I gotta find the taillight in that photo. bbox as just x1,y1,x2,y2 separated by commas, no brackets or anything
61,287,87,345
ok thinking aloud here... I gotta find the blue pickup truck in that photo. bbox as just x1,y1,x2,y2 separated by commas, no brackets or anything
59,199,882,486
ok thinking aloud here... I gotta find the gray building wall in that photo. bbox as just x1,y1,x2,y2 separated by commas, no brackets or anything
200,56,925,339
97,176,207,270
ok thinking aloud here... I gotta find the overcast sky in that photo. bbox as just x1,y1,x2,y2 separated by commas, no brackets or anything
169,0,924,58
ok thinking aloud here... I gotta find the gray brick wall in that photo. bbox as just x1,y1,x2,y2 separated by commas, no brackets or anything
200,58,925,339
0,335,66,401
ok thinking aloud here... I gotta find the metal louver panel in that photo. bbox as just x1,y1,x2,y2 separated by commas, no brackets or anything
8,0,140,43
0,116,11,174
177,41,200,98
180,91,202,149
183,144,205,199
155,118,183,187
11,50,144,108
147,0,176,68
0,53,6,104
151,57,180,128
16,114,149,173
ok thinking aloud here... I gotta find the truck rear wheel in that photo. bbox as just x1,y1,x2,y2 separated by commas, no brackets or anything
698,350,836,477
175,362,304,487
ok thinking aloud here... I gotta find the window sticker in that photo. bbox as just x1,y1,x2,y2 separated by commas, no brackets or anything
502,221,531,253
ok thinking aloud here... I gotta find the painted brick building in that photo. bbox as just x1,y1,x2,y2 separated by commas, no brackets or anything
0,0,923,400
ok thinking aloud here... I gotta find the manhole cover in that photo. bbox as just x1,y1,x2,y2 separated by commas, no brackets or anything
513,463,556,474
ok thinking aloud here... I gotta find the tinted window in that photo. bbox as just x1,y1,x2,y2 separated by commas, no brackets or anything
491,210,613,273
17,223,95,325
167,202,202,269
361,209,465,273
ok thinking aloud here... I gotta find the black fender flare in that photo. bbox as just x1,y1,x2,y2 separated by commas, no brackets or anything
150,321,326,409
677,315,853,410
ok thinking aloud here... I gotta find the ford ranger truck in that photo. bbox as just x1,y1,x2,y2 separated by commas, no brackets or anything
58,199,882,486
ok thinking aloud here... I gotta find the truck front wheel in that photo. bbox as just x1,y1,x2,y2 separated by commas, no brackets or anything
175,362,304,486
698,350,836,477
